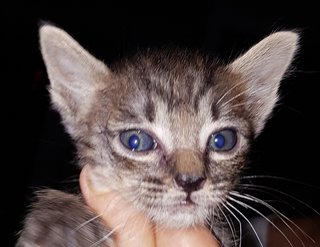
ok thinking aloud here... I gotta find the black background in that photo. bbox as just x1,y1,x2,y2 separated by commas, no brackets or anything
4,4,320,246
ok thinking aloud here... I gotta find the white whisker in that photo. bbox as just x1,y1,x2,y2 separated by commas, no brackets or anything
216,81,244,106
230,102,247,109
206,207,215,233
90,224,121,247
241,175,320,190
226,201,262,247
219,91,247,109
228,194,295,247
220,102,247,116
238,183,320,216
217,204,239,247
230,191,315,244
73,215,102,232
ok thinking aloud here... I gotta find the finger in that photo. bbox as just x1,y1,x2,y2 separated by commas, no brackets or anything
80,165,156,247
156,226,220,247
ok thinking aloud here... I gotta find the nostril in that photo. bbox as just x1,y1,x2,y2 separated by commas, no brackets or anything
174,174,206,192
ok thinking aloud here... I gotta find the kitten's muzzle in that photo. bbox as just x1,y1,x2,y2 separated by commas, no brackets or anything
169,149,206,193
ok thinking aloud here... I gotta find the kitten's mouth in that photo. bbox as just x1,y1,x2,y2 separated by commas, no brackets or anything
173,193,199,210
181,193,195,205
143,192,208,227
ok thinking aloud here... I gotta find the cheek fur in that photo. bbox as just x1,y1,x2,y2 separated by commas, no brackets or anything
206,154,247,190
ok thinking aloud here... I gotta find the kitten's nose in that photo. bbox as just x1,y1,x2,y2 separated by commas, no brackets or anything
174,174,206,192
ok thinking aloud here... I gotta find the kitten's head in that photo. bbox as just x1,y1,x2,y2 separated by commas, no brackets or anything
39,25,298,228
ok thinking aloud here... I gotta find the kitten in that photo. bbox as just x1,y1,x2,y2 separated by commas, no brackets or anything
16,25,298,246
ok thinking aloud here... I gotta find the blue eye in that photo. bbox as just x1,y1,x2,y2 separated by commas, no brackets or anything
208,129,237,151
120,130,156,152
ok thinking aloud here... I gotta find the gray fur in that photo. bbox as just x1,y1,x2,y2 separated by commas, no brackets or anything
16,25,298,246
16,190,112,247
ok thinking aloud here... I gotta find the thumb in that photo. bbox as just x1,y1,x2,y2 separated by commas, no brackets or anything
79,165,156,247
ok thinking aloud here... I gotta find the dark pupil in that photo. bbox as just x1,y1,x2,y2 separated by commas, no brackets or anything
128,134,140,150
214,133,225,148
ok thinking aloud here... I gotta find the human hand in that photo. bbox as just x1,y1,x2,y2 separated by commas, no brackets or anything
80,165,220,247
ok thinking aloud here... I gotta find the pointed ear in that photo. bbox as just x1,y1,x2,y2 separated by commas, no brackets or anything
39,25,110,137
229,31,299,135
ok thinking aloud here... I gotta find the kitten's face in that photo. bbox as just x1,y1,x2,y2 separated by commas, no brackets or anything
39,26,298,228
86,52,252,226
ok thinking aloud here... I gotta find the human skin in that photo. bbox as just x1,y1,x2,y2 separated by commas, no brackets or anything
80,165,220,247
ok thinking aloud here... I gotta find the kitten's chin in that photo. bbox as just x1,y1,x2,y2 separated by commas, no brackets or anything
150,204,209,228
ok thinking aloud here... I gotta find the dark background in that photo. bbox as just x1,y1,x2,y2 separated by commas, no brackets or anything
4,5,320,246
